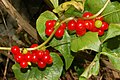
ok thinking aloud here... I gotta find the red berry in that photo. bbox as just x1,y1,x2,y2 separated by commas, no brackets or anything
95,16,104,21
75,20,86,31
30,44,38,48
67,19,76,30
14,53,24,63
36,50,44,59
45,27,54,36
76,29,86,36
100,22,109,31
98,29,104,36
31,53,38,63
24,52,32,62
55,28,64,38
44,50,50,55
11,46,20,55
47,56,53,65
42,54,50,63
20,61,28,68
82,12,93,18
30,44,38,53
59,23,66,29
45,20,56,29
38,61,46,68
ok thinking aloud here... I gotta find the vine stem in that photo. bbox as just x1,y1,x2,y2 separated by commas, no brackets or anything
0,17,74,51
83,0,110,20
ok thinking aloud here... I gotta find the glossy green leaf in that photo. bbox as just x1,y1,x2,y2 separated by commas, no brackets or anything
79,54,100,79
71,32,101,52
51,31,74,70
101,52,120,70
103,24,120,42
36,11,58,40
12,53,63,80
50,0,58,8
86,0,120,23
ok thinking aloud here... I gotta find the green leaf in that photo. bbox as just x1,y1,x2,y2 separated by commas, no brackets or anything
52,31,74,70
101,52,120,70
50,0,58,8
64,6,82,17
103,23,120,42
79,53,100,79
71,32,101,52
36,11,73,70
36,11,58,40
86,0,120,23
12,53,63,80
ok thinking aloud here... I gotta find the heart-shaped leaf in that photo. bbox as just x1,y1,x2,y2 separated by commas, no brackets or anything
12,53,63,80
36,11,58,40
71,32,101,52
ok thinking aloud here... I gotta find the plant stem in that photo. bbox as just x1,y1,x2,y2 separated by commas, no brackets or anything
27,17,74,51
83,0,110,20
0,17,74,51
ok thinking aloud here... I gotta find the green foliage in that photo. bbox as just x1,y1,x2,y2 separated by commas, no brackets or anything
36,11,74,70
102,23,120,42
12,53,63,80
12,0,120,79
71,32,101,52
86,0,120,23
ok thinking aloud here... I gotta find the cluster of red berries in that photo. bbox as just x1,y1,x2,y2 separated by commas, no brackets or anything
45,12,109,37
11,44,53,69
45,20,66,38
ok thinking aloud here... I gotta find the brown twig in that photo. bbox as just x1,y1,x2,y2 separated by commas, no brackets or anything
0,0,39,41
0,9,11,80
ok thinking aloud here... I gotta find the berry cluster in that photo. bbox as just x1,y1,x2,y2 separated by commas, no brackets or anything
45,12,109,37
11,44,53,69
45,20,66,38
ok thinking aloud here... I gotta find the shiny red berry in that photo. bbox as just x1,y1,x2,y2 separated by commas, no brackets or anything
47,56,53,65
20,61,28,68
59,23,66,29
45,20,56,29
76,29,86,36
30,44,38,53
76,20,86,31
36,50,44,59
45,27,54,36
14,53,24,63
42,54,50,63
67,19,76,30
55,28,64,38
24,52,32,62
11,46,20,55
95,16,104,21
98,29,104,36
100,22,109,31
31,53,38,63
38,61,46,68
82,12,93,18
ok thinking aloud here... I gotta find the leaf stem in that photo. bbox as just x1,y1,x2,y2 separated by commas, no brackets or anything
83,0,110,20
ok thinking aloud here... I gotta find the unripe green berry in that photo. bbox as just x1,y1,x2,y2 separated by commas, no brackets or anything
95,20,102,28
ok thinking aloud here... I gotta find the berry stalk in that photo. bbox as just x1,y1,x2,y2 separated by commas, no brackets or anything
83,0,110,20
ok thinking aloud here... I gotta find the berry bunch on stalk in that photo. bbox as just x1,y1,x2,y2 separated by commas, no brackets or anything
45,12,109,37
11,44,53,69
